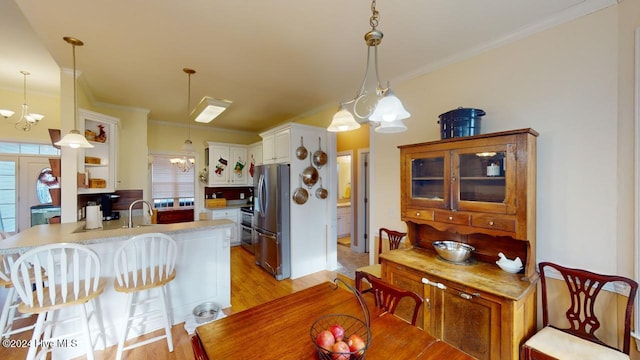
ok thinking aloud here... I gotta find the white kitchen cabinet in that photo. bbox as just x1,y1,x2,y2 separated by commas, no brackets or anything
208,142,248,186
77,109,119,194
261,128,290,164
210,208,240,246
337,205,351,238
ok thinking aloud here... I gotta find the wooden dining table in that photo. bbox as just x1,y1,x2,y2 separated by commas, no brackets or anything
193,281,475,359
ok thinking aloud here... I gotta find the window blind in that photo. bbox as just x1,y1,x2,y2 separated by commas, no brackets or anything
151,155,194,199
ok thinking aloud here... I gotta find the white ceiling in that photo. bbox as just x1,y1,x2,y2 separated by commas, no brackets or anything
1,0,614,133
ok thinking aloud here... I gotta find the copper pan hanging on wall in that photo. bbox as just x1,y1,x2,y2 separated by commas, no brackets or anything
301,156,319,188
312,137,327,168
296,136,308,160
293,175,309,205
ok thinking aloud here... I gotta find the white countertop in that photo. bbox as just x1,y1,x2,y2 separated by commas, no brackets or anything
0,219,234,254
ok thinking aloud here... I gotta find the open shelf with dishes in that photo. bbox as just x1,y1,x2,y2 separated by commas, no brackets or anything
77,109,119,193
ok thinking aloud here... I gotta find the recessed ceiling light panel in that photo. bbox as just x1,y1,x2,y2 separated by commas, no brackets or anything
192,96,232,123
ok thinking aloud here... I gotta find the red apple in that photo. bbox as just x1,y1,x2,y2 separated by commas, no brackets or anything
348,334,366,355
329,324,345,341
331,340,350,360
316,330,335,353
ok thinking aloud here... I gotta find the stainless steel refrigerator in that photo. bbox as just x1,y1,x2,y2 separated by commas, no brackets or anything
253,164,290,280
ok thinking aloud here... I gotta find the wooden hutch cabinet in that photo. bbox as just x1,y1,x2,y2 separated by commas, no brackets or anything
381,129,538,360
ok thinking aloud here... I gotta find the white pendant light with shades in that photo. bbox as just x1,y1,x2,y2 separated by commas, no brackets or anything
170,68,196,172
55,37,94,149
327,0,410,133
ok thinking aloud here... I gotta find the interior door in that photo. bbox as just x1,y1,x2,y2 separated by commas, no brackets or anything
358,149,370,253
18,156,56,232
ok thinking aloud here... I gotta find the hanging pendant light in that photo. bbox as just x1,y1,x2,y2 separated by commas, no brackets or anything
55,37,94,149
374,119,407,133
327,103,361,132
368,88,410,122
1,70,44,132
170,68,196,172
328,0,409,133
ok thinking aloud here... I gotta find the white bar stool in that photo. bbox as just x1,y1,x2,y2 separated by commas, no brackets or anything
113,232,177,360
10,243,107,360
0,252,36,338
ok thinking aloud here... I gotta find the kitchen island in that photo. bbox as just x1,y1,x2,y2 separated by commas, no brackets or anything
0,219,233,358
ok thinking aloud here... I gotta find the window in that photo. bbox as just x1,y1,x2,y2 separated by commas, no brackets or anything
151,154,195,209
0,142,60,156
0,160,16,232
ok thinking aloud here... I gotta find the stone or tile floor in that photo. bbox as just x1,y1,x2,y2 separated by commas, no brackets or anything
336,241,369,279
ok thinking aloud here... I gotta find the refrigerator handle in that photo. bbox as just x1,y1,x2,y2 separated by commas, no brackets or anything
255,227,277,240
258,174,265,218
260,173,268,217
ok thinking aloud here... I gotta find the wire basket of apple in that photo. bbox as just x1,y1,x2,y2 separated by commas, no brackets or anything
310,278,371,360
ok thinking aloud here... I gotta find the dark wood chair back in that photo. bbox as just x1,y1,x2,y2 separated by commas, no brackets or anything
378,228,407,264
539,261,638,354
191,334,209,360
361,272,422,326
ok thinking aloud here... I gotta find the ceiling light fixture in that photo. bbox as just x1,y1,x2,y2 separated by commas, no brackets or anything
1,70,45,132
55,37,94,149
327,0,410,133
192,96,232,123
170,68,196,172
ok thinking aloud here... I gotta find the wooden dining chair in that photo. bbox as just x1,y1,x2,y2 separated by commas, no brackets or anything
10,243,107,360
355,228,406,293
191,334,209,360
521,262,638,360
360,272,423,326
113,232,178,360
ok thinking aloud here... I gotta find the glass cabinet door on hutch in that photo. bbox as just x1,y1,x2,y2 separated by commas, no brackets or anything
405,150,449,209
404,144,517,215
453,144,516,215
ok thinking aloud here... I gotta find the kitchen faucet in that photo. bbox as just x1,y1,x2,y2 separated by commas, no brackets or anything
128,199,153,228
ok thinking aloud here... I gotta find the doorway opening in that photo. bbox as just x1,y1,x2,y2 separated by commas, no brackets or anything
335,150,369,279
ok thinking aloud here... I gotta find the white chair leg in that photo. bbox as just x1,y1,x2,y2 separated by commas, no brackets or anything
159,286,174,352
116,292,134,360
42,310,55,350
0,287,14,338
26,312,46,360
92,297,107,349
78,303,94,360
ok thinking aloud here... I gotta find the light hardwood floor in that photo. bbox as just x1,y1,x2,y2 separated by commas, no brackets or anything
0,246,345,360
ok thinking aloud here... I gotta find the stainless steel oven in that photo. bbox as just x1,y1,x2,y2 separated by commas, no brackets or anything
240,206,254,253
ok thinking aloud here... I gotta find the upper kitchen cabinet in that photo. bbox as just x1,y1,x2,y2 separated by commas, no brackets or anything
260,127,290,164
399,128,538,279
208,142,249,186
77,109,119,194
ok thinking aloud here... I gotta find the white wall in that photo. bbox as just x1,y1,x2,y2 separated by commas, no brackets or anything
372,5,626,274
288,124,332,279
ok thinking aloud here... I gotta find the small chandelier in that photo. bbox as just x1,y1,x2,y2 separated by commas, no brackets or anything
327,0,410,133
170,157,196,172
170,68,196,172
1,70,45,132
55,37,94,149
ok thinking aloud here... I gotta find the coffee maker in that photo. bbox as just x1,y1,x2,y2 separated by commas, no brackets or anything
100,194,120,220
